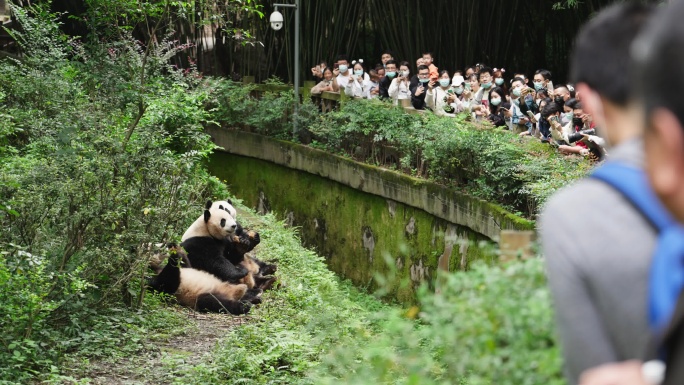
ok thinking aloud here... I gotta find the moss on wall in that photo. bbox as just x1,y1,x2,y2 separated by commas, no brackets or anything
210,152,496,303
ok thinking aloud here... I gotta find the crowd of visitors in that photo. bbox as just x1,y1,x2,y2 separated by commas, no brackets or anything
310,50,606,158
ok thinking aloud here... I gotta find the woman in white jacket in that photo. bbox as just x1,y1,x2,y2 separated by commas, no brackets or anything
426,70,470,117
344,60,371,99
388,61,412,105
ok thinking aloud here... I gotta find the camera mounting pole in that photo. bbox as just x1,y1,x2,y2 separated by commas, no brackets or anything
272,1,300,139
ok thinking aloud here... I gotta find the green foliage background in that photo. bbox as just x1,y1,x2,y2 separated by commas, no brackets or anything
0,2,571,384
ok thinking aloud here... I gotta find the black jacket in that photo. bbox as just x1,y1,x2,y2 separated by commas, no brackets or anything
409,77,427,110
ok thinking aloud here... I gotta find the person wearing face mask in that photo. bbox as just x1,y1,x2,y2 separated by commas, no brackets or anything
507,78,530,133
538,3,658,385
561,98,578,126
410,65,429,110
426,70,459,117
474,66,495,107
388,61,412,105
378,59,398,99
533,69,552,93
493,68,508,94
451,75,474,111
485,87,511,128
332,54,353,92
345,59,371,99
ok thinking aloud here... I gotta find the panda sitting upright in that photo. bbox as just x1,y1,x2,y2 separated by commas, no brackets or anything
192,200,278,290
180,201,249,283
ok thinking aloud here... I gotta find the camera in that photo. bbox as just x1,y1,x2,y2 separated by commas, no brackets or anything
270,11,283,31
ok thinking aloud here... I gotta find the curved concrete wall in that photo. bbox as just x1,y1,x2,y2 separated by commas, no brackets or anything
207,127,533,240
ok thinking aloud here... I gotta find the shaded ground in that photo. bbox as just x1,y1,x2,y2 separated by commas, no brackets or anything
76,308,253,385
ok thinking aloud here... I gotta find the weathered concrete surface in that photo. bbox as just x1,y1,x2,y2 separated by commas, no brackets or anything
207,129,535,303
207,128,533,240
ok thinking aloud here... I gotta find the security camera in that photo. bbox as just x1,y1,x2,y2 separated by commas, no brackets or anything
270,11,284,31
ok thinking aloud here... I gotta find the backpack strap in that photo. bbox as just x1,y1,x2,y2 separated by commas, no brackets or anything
591,161,684,338
590,161,674,232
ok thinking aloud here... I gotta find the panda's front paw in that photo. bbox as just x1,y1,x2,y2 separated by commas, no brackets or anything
247,231,260,247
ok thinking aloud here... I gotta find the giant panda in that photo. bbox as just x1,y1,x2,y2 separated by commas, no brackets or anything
187,199,278,282
148,245,251,314
180,201,249,283
180,201,264,304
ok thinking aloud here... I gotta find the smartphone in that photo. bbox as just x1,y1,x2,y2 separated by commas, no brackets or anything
549,115,559,124
447,89,454,94
334,63,339,70
548,80,555,93
465,83,471,90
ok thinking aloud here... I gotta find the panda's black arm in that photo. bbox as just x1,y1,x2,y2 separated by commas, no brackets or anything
181,237,248,282
148,254,182,295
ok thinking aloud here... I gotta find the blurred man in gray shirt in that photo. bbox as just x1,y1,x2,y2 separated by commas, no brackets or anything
539,3,655,384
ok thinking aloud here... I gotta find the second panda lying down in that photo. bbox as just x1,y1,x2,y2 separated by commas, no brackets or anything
149,245,253,314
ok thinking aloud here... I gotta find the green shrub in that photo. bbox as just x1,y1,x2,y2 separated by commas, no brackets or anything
310,258,563,385
0,5,228,382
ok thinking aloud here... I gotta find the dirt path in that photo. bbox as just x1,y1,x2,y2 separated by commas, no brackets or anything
80,309,253,385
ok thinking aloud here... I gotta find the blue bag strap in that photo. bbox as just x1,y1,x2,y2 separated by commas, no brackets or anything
590,161,674,232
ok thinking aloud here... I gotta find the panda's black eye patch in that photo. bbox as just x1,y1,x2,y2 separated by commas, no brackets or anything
219,205,224,210
220,219,226,228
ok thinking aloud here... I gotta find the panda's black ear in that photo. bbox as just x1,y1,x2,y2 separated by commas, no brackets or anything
205,200,213,210
204,209,211,223
226,199,233,205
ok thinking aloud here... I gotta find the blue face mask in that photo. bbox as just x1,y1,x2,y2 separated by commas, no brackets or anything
482,82,492,89
491,97,502,106
495,78,504,86
439,79,451,88
354,70,364,76
386,71,397,78
454,86,464,95
419,78,429,84
534,81,544,91
512,88,522,97
339,65,348,73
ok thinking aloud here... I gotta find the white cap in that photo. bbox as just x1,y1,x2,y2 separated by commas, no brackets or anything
452,75,465,86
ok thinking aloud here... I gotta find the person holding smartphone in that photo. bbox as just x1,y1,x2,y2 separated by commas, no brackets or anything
410,65,430,110
486,87,510,128
345,59,371,99
388,61,412,105
426,70,461,117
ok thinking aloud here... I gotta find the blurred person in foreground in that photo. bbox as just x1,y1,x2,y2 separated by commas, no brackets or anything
579,1,684,384
538,2,656,384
